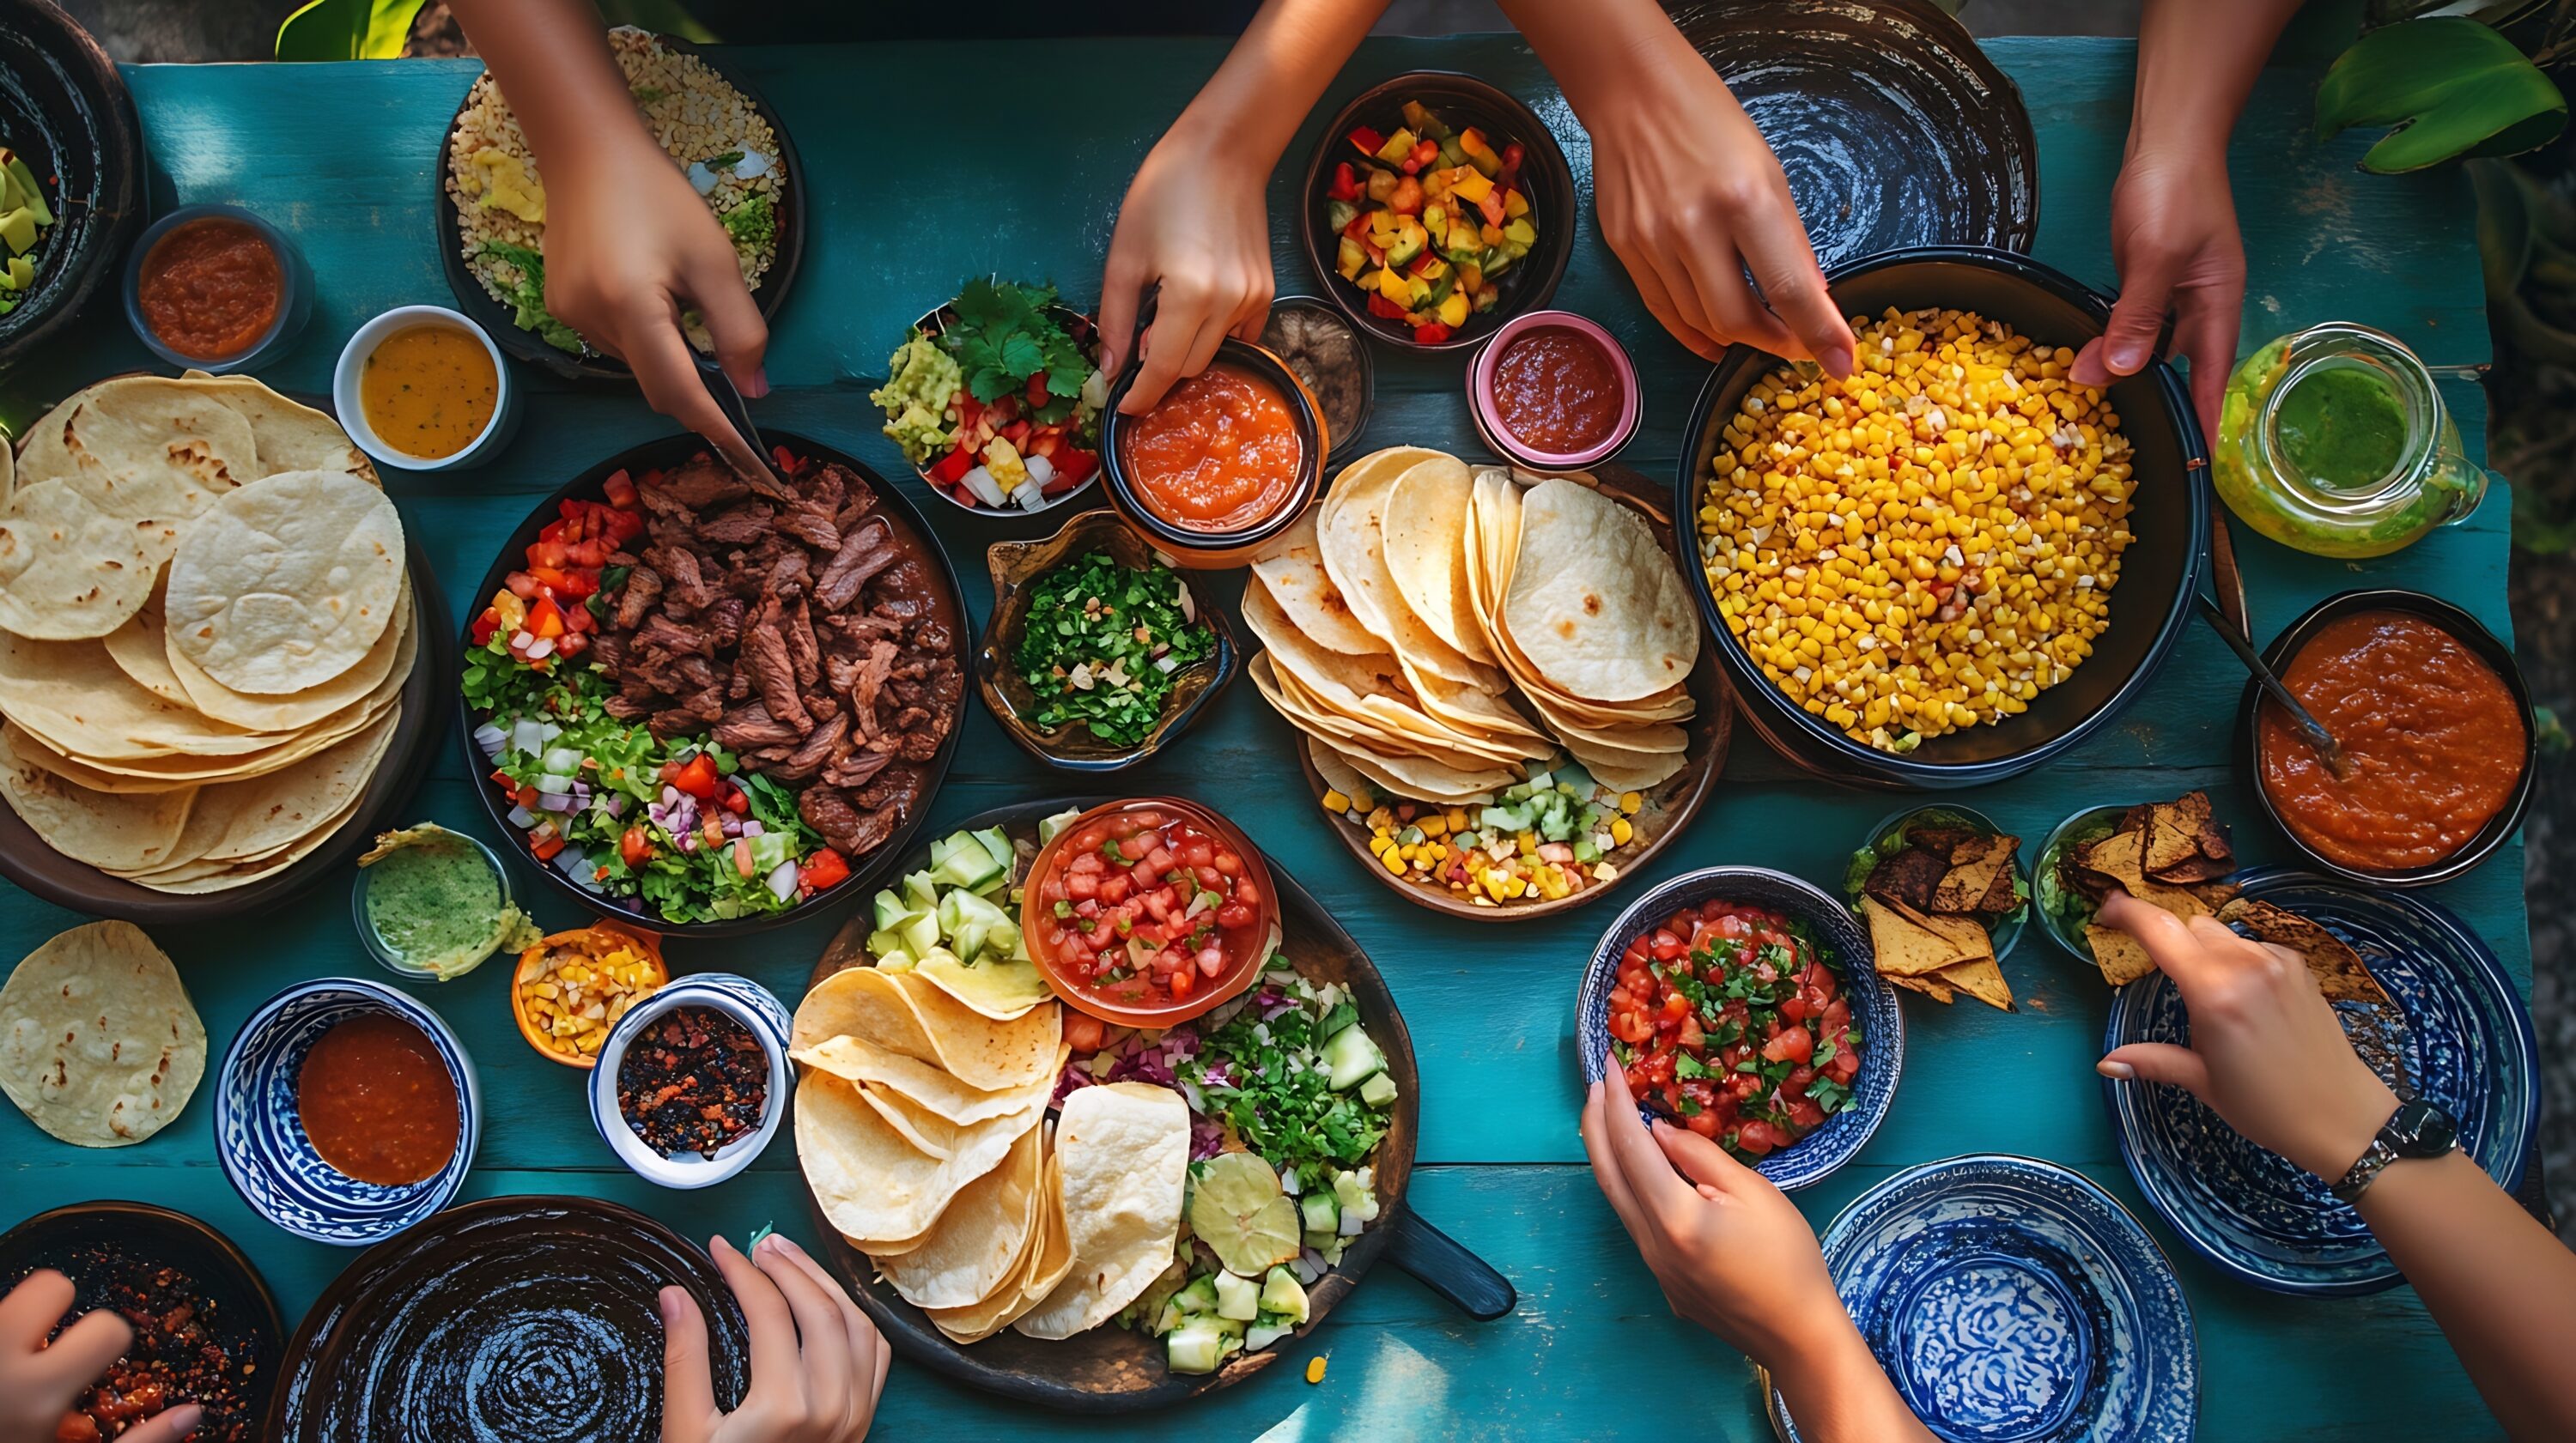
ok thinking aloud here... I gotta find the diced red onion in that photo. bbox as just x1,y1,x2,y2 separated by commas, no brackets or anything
741,821,763,838
506,805,535,828
1339,1210,1365,1237
537,792,576,814
1188,1114,1224,1161
1049,1062,1097,1107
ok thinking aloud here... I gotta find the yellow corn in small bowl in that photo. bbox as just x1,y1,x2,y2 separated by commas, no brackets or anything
511,922,669,1069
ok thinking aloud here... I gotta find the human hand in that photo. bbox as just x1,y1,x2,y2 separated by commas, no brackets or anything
2069,142,2244,439
541,132,771,477
2094,891,2397,1179
0,1270,203,1443
1583,68,1850,370
1581,1062,1849,1367
1097,130,1274,414
661,1234,886,1443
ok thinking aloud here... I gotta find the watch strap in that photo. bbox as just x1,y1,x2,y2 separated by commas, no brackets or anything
2330,1137,2398,1205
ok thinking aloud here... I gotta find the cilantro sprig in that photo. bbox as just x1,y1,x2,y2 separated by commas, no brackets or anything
943,278,1096,423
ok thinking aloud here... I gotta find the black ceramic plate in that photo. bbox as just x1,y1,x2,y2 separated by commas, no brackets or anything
0,1201,284,1443
0,0,143,367
456,430,968,938
1670,0,2038,270
433,35,805,382
801,797,1512,1411
0,537,453,923
266,1197,750,1443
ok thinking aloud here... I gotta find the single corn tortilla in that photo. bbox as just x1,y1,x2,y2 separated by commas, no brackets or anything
1501,478,1698,703
875,1123,1045,1310
1382,453,1494,664
0,920,205,1146
1247,511,1385,657
0,727,195,872
1013,1082,1189,1340
164,470,404,695
1315,449,1492,688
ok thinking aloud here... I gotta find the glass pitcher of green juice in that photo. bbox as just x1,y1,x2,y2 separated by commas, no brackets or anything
2212,321,2491,558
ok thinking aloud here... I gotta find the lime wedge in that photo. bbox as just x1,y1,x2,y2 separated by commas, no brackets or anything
1189,1152,1303,1276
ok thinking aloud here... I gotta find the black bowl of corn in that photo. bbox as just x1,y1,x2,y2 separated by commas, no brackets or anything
1673,246,2208,791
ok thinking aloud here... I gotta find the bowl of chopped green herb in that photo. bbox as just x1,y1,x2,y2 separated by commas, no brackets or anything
977,508,1236,773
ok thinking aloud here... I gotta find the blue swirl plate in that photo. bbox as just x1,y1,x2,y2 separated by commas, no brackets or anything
2103,867,2537,1295
1774,1154,2197,1443
1577,866,1902,1191
215,978,479,1246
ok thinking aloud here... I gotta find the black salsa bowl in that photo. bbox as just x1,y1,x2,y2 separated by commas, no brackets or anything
455,430,969,940
1674,246,2208,790
0,0,143,368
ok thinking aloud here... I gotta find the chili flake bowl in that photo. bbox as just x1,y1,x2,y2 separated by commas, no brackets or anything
214,979,479,1247
1576,866,1901,1192
975,507,1240,773
587,972,792,1190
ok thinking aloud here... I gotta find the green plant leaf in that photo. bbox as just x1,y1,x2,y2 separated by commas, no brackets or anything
275,0,425,61
2317,16,2567,172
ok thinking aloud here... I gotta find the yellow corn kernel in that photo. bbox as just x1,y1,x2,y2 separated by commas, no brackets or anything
1382,848,1407,876
1321,789,1351,813
1307,1355,1327,1385
1610,817,1634,846
1619,791,1643,814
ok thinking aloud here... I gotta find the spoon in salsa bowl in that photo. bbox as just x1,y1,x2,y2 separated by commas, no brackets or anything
2194,592,2352,779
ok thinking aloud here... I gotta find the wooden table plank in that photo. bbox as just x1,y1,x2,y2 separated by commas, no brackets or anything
0,33,2519,1441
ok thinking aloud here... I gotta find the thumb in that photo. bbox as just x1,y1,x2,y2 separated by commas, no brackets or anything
116,1404,204,1443
658,1285,718,1441
2099,1041,2210,1098
2071,252,2179,386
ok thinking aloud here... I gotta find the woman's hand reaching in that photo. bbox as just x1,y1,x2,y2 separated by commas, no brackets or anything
2068,143,2244,439
661,1234,886,1443
1096,130,1275,415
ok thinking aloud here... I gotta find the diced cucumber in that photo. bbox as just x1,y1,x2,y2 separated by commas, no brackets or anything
1334,1172,1382,1224
1166,1316,1237,1375
1213,1270,1260,1322
1172,1275,1219,1316
1298,1190,1340,1235
1246,1321,1293,1353
902,870,938,912
871,888,909,930
1358,1071,1399,1107
900,908,940,961
1322,1023,1385,1090
972,826,1014,875
864,929,912,968
928,831,1002,889
1260,1266,1309,1324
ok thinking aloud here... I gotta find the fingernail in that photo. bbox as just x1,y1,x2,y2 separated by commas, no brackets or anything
2096,1059,2135,1081
657,1287,679,1324
164,1404,204,1435
1821,345,1853,379
2109,342,2148,373
748,367,770,399
772,1233,808,1259
710,1234,735,1258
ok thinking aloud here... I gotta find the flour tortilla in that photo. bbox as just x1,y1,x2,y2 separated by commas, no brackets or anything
798,1070,1031,1244
794,1034,1066,1127
164,470,404,694
926,1144,1071,1343
199,706,399,861
1382,455,1493,663
102,590,193,706
875,1123,1046,1309
165,579,412,732
0,726,194,870
1248,511,1383,656
1316,449,1492,687
1501,478,1699,702
178,371,379,481
1013,1082,1190,1340
793,967,1061,1091
0,481,174,640
0,920,205,1146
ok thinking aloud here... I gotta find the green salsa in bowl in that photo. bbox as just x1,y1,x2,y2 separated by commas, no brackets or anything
353,823,539,981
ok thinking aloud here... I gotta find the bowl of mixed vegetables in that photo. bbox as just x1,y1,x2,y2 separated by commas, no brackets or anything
975,509,1236,773
872,278,1109,528
1298,72,1574,353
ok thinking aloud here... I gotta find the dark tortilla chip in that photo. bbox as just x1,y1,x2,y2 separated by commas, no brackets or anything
2143,810,2203,875
1934,836,2013,913
1973,861,2020,916
2153,853,2234,886
2220,897,2390,1007
1865,847,1947,912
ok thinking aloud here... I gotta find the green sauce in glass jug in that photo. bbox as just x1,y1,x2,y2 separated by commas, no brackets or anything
2213,323,2489,559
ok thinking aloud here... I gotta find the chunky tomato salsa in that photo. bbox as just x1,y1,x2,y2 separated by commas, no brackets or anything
1031,807,1267,1009
1605,899,1862,1161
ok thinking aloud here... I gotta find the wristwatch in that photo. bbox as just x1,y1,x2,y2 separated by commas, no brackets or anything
2329,1098,2459,1205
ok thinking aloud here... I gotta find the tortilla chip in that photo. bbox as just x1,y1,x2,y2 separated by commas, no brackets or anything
2154,853,2234,886
2126,877,2220,924
1886,973,1955,1003
793,1034,1066,1126
2078,826,2149,896
2143,810,2202,875
1932,836,2013,913
2219,898,2391,1007
2087,923,2160,986
1909,906,1996,964
1864,847,1946,912
1908,825,1979,859
1862,897,1965,977
1936,956,2014,1011
1973,862,2020,917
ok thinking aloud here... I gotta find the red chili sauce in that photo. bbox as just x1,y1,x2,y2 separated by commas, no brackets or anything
295,1012,460,1186
1490,325,1621,455
1120,363,1302,533
136,217,283,361
2258,610,2525,872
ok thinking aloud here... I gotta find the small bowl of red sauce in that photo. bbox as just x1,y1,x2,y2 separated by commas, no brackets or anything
122,204,309,374
1470,310,1639,472
1021,797,1283,1027
2239,588,2536,888
1101,339,1326,568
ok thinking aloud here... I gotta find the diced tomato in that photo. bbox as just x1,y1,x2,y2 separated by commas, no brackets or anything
1327,161,1362,202
530,830,566,862
529,566,595,599
1062,1009,1107,1052
601,469,640,509
505,571,542,601
621,827,654,867
930,446,976,484
670,752,721,799
469,609,503,647
1412,322,1453,345
1347,125,1387,156
799,848,850,892
720,785,749,815
771,444,804,476
1365,292,1408,320
1762,1026,1813,1064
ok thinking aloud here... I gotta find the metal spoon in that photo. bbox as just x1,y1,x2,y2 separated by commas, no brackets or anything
2192,593,2353,779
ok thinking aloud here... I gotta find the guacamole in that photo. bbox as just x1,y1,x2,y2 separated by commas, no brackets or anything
358,824,540,981
871,331,963,464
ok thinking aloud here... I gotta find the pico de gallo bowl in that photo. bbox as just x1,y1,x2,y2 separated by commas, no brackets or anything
871,279,1108,518
1022,797,1281,1027
1578,866,1901,1191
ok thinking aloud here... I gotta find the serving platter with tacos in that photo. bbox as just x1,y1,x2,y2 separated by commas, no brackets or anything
794,797,1511,1410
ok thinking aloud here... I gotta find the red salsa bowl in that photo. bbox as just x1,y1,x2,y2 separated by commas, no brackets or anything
1020,797,1280,1027
1469,309,1638,470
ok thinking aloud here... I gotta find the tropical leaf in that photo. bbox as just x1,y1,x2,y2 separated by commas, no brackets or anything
2317,16,2567,171
275,0,425,61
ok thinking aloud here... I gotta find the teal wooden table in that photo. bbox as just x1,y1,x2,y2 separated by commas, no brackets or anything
0,34,2527,1442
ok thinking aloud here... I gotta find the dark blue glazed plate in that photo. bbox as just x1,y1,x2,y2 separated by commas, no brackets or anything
1774,1154,2197,1443
2102,868,2538,1295
1576,866,1902,1192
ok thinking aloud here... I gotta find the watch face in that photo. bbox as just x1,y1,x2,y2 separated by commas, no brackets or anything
2387,1099,2458,1156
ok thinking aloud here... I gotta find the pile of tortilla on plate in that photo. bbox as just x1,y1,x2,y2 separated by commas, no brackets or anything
1242,446,1698,805
2058,791,2239,985
0,373,416,893
792,965,1194,1345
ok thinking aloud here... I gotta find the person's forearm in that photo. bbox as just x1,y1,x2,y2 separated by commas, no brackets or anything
1494,0,1709,129
1170,0,1388,166
2130,0,2301,156
447,0,658,173
2357,1150,2576,1440
1769,1326,1938,1443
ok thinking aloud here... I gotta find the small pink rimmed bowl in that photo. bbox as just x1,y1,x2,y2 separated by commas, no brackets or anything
1467,309,1640,473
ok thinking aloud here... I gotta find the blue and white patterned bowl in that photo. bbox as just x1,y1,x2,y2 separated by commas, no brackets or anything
1577,866,1902,1191
587,973,792,1190
2103,868,2538,1295
1775,1154,2198,1443
215,978,478,1247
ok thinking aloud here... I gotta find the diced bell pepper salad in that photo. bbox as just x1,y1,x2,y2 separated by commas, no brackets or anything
1326,100,1537,343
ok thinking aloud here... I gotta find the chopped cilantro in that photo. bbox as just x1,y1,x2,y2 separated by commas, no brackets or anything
1012,551,1214,746
944,277,1095,408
